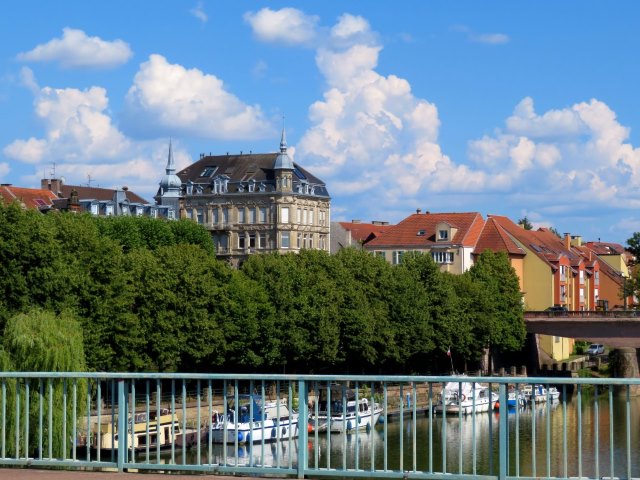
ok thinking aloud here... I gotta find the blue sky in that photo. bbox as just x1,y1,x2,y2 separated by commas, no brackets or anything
2,1,640,244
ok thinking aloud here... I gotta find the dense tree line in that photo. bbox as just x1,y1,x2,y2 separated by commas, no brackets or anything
0,202,525,374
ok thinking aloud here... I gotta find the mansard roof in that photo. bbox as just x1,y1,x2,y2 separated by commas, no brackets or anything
176,152,330,198
366,211,484,248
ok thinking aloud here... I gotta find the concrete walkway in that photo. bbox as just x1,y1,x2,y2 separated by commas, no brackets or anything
0,469,267,479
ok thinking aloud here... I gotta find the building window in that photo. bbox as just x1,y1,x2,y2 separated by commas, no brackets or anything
281,232,290,248
309,210,314,225
91,204,98,215
432,251,454,264
259,233,266,249
560,285,567,302
259,207,267,223
297,232,302,248
438,230,448,240
238,235,246,250
213,208,219,224
248,180,255,192
106,205,114,216
249,208,256,224
238,208,245,224
222,207,228,224
196,208,204,224
594,271,600,286
297,208,302,224
303,209,308,225
319,210,326,226
580,287,585,303
281,207,289,224
374,251,385,259
392,251,404,265
249,233,256,249
319,235,326,250
579,270,584,284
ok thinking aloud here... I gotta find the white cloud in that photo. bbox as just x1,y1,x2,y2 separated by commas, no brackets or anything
190,1,208,23
4,84,129,164
452,25,510,45
297,13,490,211
0,162,10,179
19,67,39,94
17,28,132,69
124,54,272,140
244,8,319,46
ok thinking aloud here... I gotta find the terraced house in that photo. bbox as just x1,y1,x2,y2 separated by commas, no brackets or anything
157,130,331,267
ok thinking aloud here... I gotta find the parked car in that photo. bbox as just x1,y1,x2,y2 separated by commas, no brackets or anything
586,344,605,356
545,305,568,316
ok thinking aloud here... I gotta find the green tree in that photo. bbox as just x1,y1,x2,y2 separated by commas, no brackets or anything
467,250,526,359
1,308,87,457
517,216,533,230
626,232,640,266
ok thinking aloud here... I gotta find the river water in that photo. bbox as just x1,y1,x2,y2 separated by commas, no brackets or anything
144,394,640,478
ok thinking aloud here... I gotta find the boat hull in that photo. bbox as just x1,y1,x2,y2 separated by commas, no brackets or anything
209,418,300,444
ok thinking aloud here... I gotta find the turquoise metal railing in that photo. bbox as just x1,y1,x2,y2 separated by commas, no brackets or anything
0,373,639,479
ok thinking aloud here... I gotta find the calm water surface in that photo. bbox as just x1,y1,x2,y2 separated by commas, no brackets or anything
145,395,640,477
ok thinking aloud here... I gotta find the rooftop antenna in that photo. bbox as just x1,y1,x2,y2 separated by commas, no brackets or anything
50,162,56,179
86,173,93,187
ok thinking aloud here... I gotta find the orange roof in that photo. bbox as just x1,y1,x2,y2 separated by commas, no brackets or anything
366,212,484,248
488,215,583,270
338,221,390,244
60,185,149,204
583,241,626,256
0,186,58,210
474,217,525,256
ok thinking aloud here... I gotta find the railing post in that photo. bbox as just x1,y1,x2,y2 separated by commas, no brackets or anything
117,379,126,472
297,379,308,479
499,383,508,480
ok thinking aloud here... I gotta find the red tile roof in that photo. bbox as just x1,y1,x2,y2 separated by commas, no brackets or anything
487,215,584,270
366,212,484,248
0,186,58,210
474,216,525,256
59,185,149,204
338,221,390,244
583,241,626,256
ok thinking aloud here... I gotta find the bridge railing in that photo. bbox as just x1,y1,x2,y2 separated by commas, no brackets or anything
0,373,640,479
525,309,640,318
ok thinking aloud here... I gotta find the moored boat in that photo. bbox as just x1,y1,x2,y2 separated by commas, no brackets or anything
209,395,299,444
310,386,382,433
434,379,498,415
90,411,200,454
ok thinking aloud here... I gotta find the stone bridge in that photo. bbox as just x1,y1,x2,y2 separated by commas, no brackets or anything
525,310,640,347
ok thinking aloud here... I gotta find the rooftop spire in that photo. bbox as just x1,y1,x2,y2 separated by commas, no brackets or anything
166,138,175,174
279,116,287,153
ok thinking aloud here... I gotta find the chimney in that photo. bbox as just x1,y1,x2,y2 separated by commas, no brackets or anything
416,208,422,214
564,233,571,250
571,235,583,247
351,219,361,224
42,178,63,196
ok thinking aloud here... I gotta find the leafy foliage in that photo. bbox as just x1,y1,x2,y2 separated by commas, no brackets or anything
0,203,527,374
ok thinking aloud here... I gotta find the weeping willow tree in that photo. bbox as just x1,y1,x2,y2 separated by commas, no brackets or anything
1,308,87,458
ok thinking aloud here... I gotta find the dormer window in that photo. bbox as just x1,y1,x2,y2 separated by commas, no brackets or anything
248,179,255,192
438,229,448,240
417,230,426,236
238,183,245,192
258,182,266,192
186,181,193,195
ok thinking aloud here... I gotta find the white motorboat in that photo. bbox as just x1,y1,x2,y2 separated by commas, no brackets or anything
433,380,498,415
209,395,300,444
310,386,382,433
522,385,561,403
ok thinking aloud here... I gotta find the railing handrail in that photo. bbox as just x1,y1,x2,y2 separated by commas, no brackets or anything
2,372,640,385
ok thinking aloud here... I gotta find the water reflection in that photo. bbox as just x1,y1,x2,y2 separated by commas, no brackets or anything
140,395,640,478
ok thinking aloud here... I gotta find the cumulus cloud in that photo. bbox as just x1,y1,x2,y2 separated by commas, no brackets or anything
16,28,132,69
4,84,129,164
0,162,10,179
190,1,208,23
244,7,319,45
296,11,491,215
123,54,272,140
467,96,640,213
